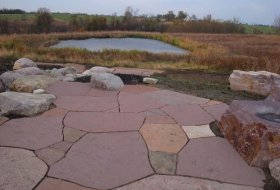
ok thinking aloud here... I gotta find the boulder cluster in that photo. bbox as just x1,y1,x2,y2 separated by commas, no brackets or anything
0,58,124,116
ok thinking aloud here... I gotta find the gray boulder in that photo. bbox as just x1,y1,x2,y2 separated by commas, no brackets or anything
58,66,77,76
269,158,280,183
83,66,111,75
91,73,124,91
0,80,5,92
63,77,75,82
14,67,42,76
0,91,56,116
0,71,24,88
50,69,64,78
13,58,37,70
10,75,58,93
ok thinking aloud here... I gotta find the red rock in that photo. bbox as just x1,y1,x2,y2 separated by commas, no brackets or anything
85,88,119,97
161,105,215,126
45,82,91,96
48,132,154,189
35,147,65,166
177,137,265,187
50,141,73,151
120,85,161,94
145,116,176,124
202,103,229,121
119,92,166,113
140,109,167,117
64,112,144,132
36,178,95,190
0,116,63,150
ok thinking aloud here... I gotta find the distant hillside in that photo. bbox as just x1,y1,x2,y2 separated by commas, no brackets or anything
241,24,275,34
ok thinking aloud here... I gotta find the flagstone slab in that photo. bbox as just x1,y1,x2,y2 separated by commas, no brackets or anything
36,177,95,190
115,175,263,190
105,107,120,113
149,151,177,175
0,117,9,126
35,147,65,166
141,90,209,105
207,100,223,106
145,116,176,124
177,137,265,187
161,105,215,126
140,124,188,153
0,116,63,150
202,103,229,121
0,147,47,190
54,96,119,111
119,92,166,113
64,112,144,132
45,82,91,96
63,127,87,143
140,109,167,117
48,132,154,190
182,125,216,139
41,108,68,117
50,141,73,152
85,88,119,97
120,85,161,94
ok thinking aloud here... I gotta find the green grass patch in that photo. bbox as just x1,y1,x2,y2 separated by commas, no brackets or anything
241,24,275,34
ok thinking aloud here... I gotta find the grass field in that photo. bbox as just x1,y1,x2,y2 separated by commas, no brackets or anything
241,24,275,34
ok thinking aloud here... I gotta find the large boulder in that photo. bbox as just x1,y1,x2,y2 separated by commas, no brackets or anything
0,71,24,88
50,69,64,78
14,67,42,76
0,80,5,92
218,93,280,168
269,158,280,183
13,58,37,70
229,70,280,96
0,91,56,116
91,73,124,91
83,66,111,75
10,75,58,93
57,66,77,76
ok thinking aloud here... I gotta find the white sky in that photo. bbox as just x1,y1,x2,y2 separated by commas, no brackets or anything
1,0,279,25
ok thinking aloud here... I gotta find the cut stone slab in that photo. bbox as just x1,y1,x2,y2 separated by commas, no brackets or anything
149,151,177,175
45,81,91,96
64,112,144,132
35,177,95,190
0,117,9,126
177,137,265,187
48,132,154,190
41,108,68,117
63,127,86,143
0,147,47,190
35,147,65,166
140,124,188,153
145,116,176,124
140,108,167,117
120,85,161,94
182,125,216,139
0,116,63,150
54,96,119,112
143,77,158,84
0,91,56,116
203,103,229,121
91,73,124,91
119,92,166,113
162,104,215,126
85,88,119,97
115,175,263,190
50,141,73,152
141,90,209,105
13,58,37,70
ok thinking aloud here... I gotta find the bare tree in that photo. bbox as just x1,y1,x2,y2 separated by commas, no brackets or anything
35,7,53,33
274,14,280,35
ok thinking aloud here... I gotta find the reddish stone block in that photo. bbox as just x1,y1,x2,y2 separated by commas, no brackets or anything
120,85,161,94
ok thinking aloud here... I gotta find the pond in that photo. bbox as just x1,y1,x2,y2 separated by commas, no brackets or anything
51,38,189,54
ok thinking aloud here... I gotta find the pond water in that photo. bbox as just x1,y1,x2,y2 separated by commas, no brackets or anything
51,38,188,54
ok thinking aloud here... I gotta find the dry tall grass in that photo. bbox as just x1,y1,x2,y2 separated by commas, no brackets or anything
0,31,279,73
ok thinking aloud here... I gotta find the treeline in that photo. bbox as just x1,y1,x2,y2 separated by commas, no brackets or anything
0,8,26,14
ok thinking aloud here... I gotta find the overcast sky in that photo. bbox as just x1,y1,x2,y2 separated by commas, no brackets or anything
1,0,279,25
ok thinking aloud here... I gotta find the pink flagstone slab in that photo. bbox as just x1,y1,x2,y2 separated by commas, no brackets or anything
54,96,119,112
120,85,161,94
64,112,144,132
161,105,215,126
119,92,166,113
105,107,120,113
63,127,87,143
145,116,176,124
0,147,47,190
140,124,188,153
141,90,209,105
202,103,229,121
36,177,95,190
114,175,263,190
35,147,65,166
41,108,68,117
50,141,73,152
48,132,154,190
140,109,167,117
0,116,63,150
85,88,119,97
45,82,91,96
177,137,265,187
